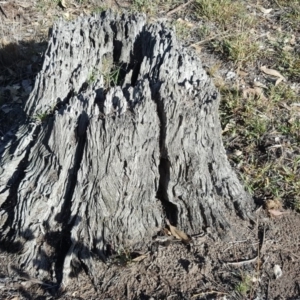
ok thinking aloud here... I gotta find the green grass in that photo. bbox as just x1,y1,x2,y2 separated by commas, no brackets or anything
220,82,300,210
131,0,157,14
277,0,300,30
194,0,252,28
212,33,260,67
173,19,193,40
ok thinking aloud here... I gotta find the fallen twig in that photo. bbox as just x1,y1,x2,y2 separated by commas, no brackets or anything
167,0,194,16
192,290,228,298
223,255,258,267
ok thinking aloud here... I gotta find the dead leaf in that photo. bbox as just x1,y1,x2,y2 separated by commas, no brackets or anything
63,12,70,20
222,120,235,134
132,253,148,262
275,77,284,86
60,0,67,8
243,87,267,100
283,45,293,52
253,81,268,89
268,209,289,218
290,34,296,45
19,3,32,8
191,44,202,52
260,66,286,82
288,117,295,124
265,199,282,210
258,6,272,14
166,219,190,243
233,149,243,156
21,281,33,288
290,103,300,107
274,264,282,279
266,32,276,42
237,69,248,77
163,227,171,235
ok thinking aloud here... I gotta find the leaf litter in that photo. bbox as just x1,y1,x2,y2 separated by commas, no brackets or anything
165,219,191,244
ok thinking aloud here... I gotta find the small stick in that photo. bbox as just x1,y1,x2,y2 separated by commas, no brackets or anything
223,255,258,267
167,0,194,16
229,239,248,244
192,290,228,298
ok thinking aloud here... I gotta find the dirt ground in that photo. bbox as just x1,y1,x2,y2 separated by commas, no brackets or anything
1,211,299,299
0,1,300,299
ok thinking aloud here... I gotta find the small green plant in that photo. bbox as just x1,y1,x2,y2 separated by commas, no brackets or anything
114,246,132,266
235,274,252,296
87,69,97,85
101,58,122,88
106,65,122,87
198,25,210,39
34,111,51,123
33,104,57,123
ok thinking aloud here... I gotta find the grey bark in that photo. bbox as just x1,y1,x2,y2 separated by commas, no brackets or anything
0,11,253,285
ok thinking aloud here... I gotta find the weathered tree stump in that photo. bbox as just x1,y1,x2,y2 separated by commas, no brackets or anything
0,11,253,285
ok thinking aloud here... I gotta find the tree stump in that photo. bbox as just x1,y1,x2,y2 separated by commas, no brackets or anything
0,11,253,285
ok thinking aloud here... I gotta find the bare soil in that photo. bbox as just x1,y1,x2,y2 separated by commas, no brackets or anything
0,1,300,299
1,212,300,299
